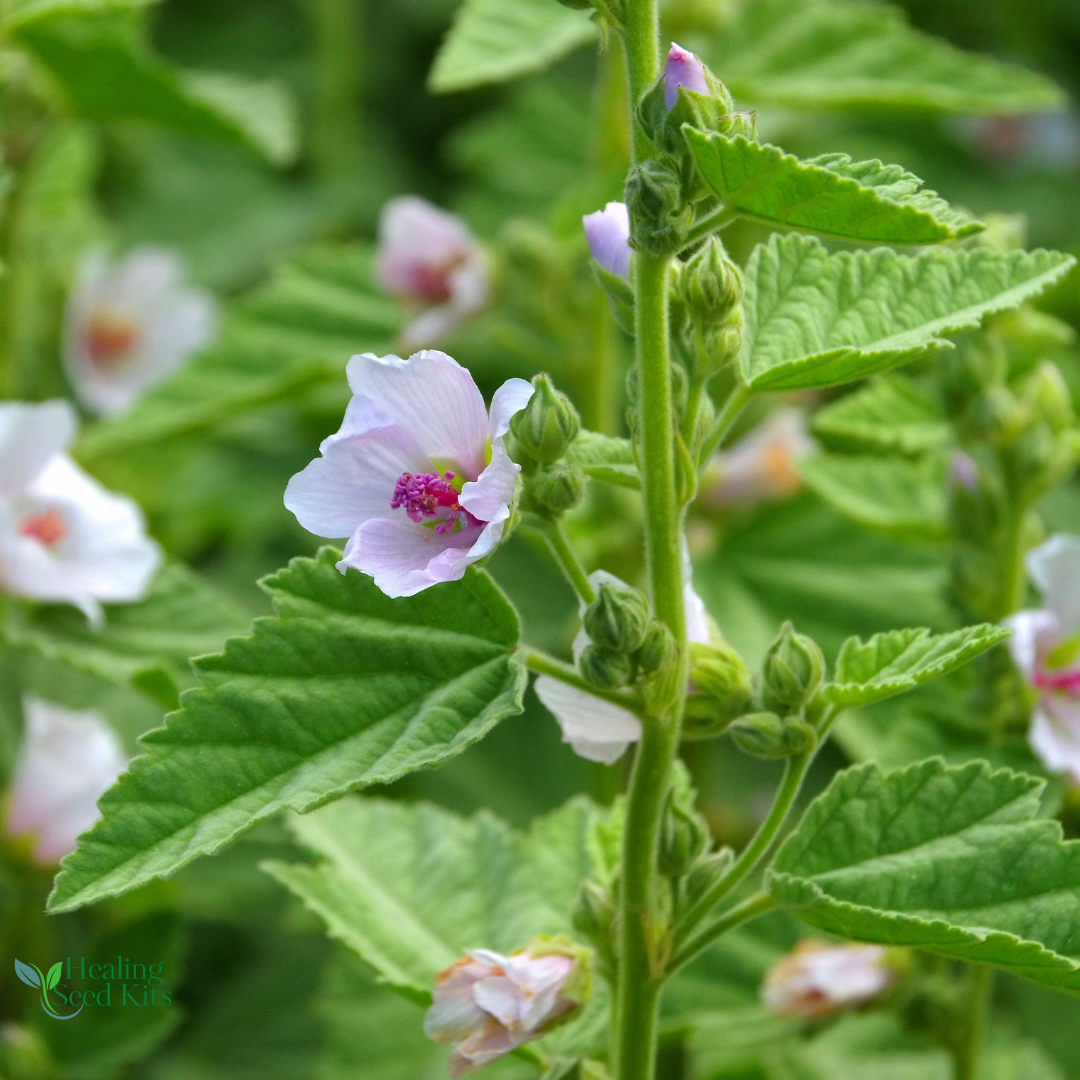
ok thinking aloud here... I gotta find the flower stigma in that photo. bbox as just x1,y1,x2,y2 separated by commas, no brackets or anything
390,471,481,535
84,312,139,370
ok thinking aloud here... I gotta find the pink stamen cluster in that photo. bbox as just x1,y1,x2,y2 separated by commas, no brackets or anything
1034,668,1080,695
19,509,67,548
391,472,480,535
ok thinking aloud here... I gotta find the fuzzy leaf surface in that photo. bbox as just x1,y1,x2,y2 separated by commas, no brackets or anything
827,625,1009,707
798,453,948,542
709,0,1064,114
686,132,979,244
47,550,526,913
769,759,1080,993
429,0,595,94
740,234,1074,392
811,376,948,456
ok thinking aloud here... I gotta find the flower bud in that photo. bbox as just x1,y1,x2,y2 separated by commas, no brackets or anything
583,202,631,280
625,158,688,256
679,237,743,320
634,620,678,676
1022,360,1073,435
511,374,581,465
682,640,753,738
728,712,815,759
529,463,586,514
678,848,735,915
572,879,615,945
659,793,711,878
579,644,635,689
584,583,651,654
761,622,825,713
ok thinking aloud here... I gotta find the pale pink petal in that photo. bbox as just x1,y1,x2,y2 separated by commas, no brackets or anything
424,960,489,1046
1003,609,1060,682
1031,701,1080,784
681,534,713,645
487,379,535,441
0,400,76,498
664,43,709,109
534,676,641,764
377,196,475,296
447,252,490,318
401,305,462,352
1027,534,1080,637
345,351,488,477
583,202,631,280
459,440,520,524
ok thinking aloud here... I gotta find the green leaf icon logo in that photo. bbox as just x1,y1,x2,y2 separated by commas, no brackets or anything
14,960,41,988
46,962,63,990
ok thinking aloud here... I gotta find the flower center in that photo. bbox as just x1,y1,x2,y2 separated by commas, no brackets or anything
1034,668,1080,695
390,472,481,535
84,312,139,370
407,254,467,305
19,509,66,548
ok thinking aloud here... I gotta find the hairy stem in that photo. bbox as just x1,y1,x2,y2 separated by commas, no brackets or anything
681,206,738,249
668,891,776,973
953,965,993,1080
622,0,661,166
524,650,642,713
698,382,752,466
541,517,596,604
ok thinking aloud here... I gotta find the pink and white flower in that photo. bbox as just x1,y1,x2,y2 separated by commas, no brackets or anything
4,696,127,864
535,555,712,764
0,400,160,623
699,409,814,509
377,196,490,350
664,43,709,110
1004,534,1080,782
424,939,589,1077
285,350,533,598
582,202,631,280
64,247,216,417
762,940,897,1019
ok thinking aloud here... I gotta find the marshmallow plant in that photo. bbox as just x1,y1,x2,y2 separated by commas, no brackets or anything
38,22,1080,1080
64,247,216,417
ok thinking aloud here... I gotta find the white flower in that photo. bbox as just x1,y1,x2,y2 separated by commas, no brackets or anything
284,350,533,598
582,202,631,280
762,940,897,1019
376,196,490,350
1003,534,1080,782
4,696,126,864
0,400,160,623
699,409,814,508
424,939,588,1077
64,247,216,417
535,553,713,764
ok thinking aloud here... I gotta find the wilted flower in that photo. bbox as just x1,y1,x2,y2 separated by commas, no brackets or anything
424,938,590,1078
582,202,631,280
1004,534,1080,781
4,696,126,864
762,940,897,1019
376,196,490,350
285,350,533,598
0,400,160,623
699,410,814,508
64,247,216,417
663,43,709,109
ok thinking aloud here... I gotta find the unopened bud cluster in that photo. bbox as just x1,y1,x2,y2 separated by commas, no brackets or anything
512,373,586,516
578,584,678,691
675,238,744,380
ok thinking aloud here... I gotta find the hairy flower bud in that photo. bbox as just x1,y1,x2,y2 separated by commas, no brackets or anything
512,374,581,465
659,793,711,878
571,879,615,944
679,848,735,916
634,620,678,676
625,158,688,256
728,712,815,759
761,622,825,713
579,644,634,690
679,237,743,319
1023,360,1073,435
682,640,753,738
529,464,586,514
584,583,651,654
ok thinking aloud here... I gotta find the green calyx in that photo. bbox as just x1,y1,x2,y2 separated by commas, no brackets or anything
636,62,742,156
529,463,586,514
659,790,711,878
580,643,635,689
761,621,825,712
728,711,816,759
584,583,651,654
511,373,581,465
682,639,753,738
626,157,690,256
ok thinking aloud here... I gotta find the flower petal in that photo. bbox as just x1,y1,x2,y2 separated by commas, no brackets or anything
533,676,641,764
377,196,476,296
1031,700,1080,784
664,43,709,109
1027,534,1080,636
0,400,77,498
1002,608,1060,682
345,351,488,477
583,202,631,280
487,379,535,441
459,438,520,524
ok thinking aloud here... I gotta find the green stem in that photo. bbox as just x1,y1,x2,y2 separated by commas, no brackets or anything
995,505,1029,621
541,517,595,604
674,753,811,945
668,891,776,973
525,649,642,714
698,382,752,466
682,207,738,249
622,0,661,165
953,965,992,1080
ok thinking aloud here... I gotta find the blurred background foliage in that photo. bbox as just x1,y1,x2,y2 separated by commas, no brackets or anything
4,0,1080,1076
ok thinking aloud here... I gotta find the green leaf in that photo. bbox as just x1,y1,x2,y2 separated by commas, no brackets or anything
76,244,401,462
709,0,1065,114
827,625,1009,707
15,11,298,163
798,453,948,542
566,431,640,489
686,132,979,244
429,0,596,94
8,0,154,28
264,794,602,1001
811,376,948,457
47,550,527,914
45,961,62,990
768,757,1080,994
740,233,1075,392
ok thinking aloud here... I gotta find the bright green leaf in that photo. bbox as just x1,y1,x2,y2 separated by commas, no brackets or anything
45,961,62,990
827,624,1009,707
769,758,1080,994
709,0,1065,114
8,0,155,28
566,431,640,489
429,0,596,94
811,376,948,457
740,234,1074,392
798,453,948,542
686,132,980,244
47,550,526,914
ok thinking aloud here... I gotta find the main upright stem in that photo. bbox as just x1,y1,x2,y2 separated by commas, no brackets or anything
614,6,691,1078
